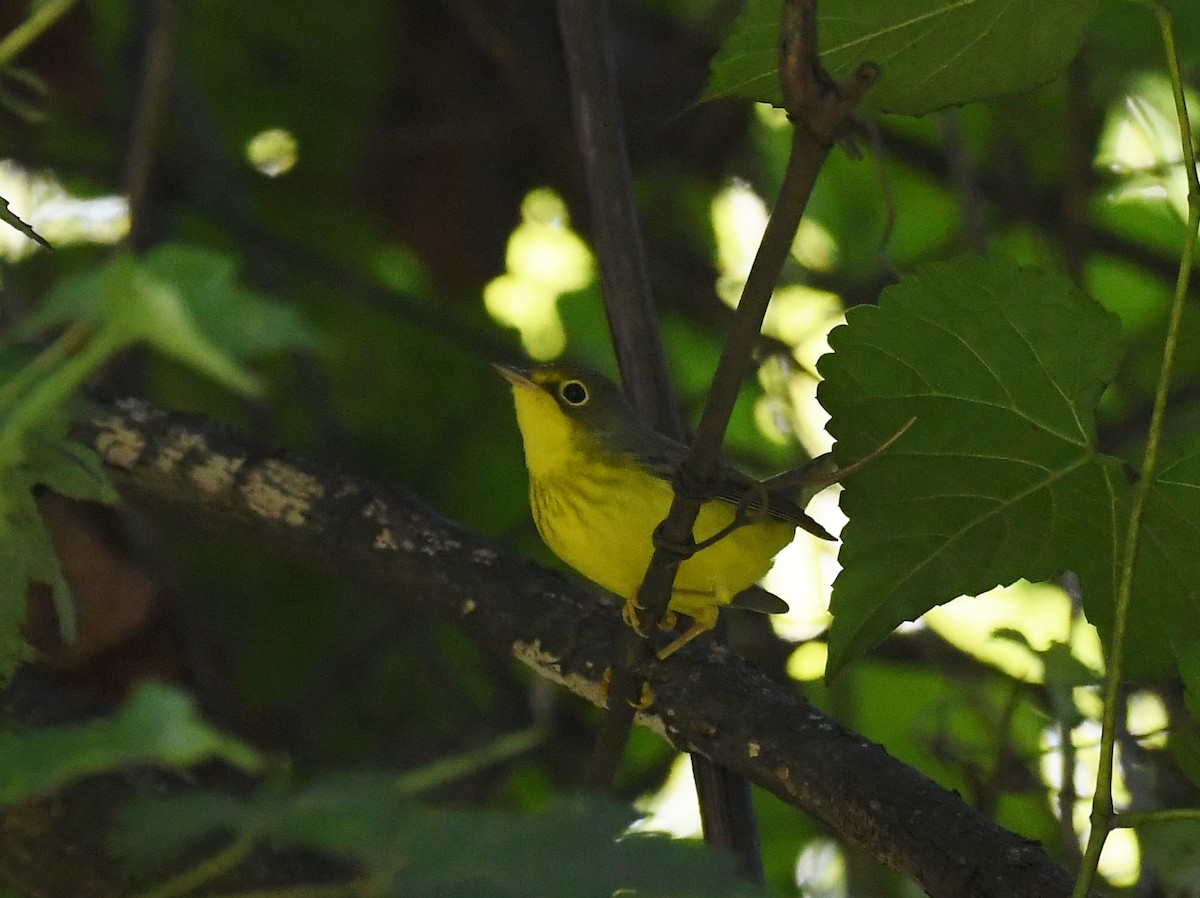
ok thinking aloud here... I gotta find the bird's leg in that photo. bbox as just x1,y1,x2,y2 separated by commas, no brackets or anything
656,606,719,660
630,681,655,709
621,597,679,635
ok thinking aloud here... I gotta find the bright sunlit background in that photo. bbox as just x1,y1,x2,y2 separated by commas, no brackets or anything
0,159,128,261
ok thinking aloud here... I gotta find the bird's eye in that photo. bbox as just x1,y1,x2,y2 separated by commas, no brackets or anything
560,380,589,406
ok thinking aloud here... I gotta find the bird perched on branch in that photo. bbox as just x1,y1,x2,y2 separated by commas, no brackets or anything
496,362,857,659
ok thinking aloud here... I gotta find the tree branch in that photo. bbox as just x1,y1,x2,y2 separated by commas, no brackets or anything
68,398,1093,898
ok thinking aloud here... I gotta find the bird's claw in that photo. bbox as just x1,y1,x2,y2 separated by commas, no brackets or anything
599,666,652,710
628,682,655,710
622,597,648,637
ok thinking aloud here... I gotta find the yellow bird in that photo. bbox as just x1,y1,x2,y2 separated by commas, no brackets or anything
496,362,834,659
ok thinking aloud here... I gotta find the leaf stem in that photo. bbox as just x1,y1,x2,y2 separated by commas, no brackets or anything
1113,807,1200,828
0,321,95,415
0,329,120,468
0,0,77,67
1072,5,1199,896
393,726,543,796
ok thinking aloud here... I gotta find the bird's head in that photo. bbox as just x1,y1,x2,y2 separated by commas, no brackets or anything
494,362,645,476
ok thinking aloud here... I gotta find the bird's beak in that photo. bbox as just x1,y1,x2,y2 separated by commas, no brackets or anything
492,363,538,392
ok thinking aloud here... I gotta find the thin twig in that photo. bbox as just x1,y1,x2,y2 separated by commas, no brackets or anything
1071,4,1200,896
124,0,181,250
1113,807,1200,828
0,0,77,67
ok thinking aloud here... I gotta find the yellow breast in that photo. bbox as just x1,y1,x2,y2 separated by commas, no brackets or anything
530,466,792,613
511,384,793,612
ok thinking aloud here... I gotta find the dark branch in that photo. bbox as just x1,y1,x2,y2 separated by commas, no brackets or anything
555,0,679,430
123,0,181,250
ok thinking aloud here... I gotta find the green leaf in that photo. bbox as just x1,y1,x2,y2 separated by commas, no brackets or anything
1136,819,1200,894
141,244,321,359
117,790,252,867
17,253,260,395
25,415,118,506
11,267,101,338
18,245,318,361
817,255,1125,675
0,521,44,676
19,245,319,394
0,453,76,672
0,396,119,658
1138,436,1200,701
99,253,262,396
0,682,263,804
706,0,1104,116
120,788,764,898
994,629,1098,727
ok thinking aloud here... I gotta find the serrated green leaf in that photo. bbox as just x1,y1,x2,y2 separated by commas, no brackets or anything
0,682,263,804
817,255,1126,675
706,0,1103,116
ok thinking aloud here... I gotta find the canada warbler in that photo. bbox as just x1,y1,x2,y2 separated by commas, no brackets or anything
496,362,834,659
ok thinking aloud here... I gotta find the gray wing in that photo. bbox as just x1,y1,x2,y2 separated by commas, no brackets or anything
638,437,834,541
